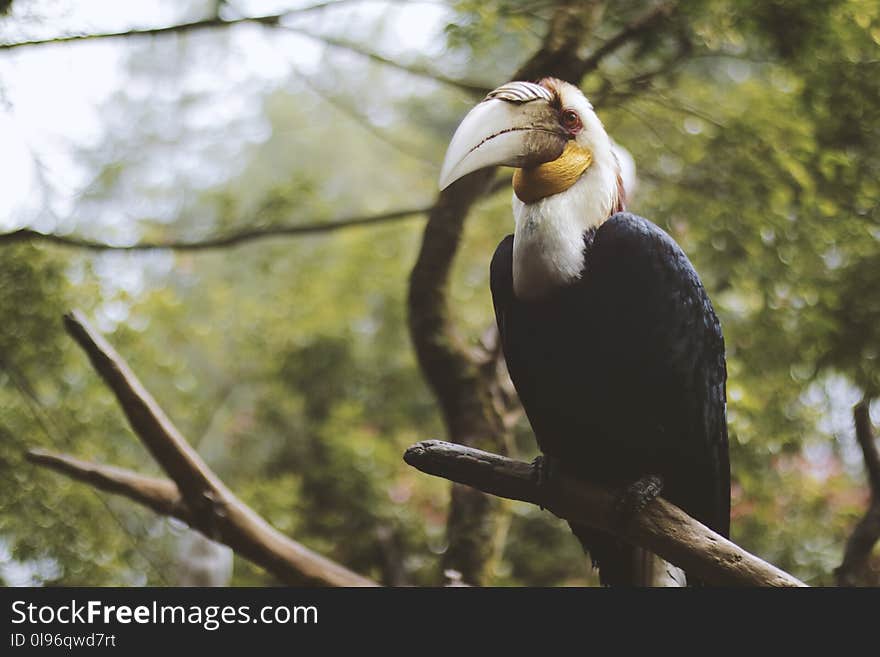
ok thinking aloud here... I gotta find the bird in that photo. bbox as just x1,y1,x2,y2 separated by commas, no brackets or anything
438,78,730,586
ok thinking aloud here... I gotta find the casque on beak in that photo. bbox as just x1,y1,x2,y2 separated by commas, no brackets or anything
438,81,568,190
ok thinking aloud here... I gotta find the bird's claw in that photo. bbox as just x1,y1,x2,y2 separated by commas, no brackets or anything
615,474,664,523
532,454,561,486
531,454,559,510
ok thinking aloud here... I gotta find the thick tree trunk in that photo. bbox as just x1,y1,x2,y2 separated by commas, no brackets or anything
835,399,880,586
407,170,508,584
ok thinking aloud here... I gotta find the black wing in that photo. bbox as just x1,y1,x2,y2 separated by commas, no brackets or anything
490,212,729,537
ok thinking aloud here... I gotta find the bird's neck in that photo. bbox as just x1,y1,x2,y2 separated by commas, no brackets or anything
512,158,621,301
512,141,592,204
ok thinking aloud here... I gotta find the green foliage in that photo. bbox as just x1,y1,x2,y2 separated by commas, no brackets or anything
0,245,176,585
446,0,541,58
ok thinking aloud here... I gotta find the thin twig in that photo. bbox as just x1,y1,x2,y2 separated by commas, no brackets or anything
0,13,284,50
577,1,679,78
282,26,491,96
26,450,187,520
0,1,436,51
293,67,436,167
0,205,432,251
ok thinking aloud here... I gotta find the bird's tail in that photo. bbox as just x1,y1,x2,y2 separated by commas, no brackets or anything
569,522,686,587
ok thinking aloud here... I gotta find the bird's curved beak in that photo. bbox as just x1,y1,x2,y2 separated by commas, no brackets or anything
438,84,567,190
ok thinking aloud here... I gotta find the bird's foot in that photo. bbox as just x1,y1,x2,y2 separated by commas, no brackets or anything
531,454,561,510
615,474,664,523
531,454,561,486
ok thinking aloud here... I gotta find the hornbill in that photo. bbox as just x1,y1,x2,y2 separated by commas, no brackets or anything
439,79,730,586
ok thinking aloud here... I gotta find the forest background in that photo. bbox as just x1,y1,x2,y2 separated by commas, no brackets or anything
1,0,878,586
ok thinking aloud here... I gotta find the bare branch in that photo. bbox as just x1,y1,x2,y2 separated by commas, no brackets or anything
282,26,492,96
836,399,880,586
293,67,437,167
404,440,806,587
0,1,432,51
54,311,376,587
577,1,679,78
28,447,376,586
0,205,432,252
0,188,521,254
635,93,727,129
0,1,488,96
26,449,188,521
0,13,284,50
63,311,224,502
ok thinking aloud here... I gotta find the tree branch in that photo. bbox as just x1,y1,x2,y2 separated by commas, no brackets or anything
0,187,519,254
289,0,680,96
292,67,436,166
0,13,284,50
0,1,424,51
577,0,679,79
63,311,225,502
0,1,488,96
26,449,189,521
404,440,806,587
281,26,492,96
0,205,432,252
38,311,376,587
835,399,880,586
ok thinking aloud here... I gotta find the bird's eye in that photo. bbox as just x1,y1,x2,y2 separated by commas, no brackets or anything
561,109,581,132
